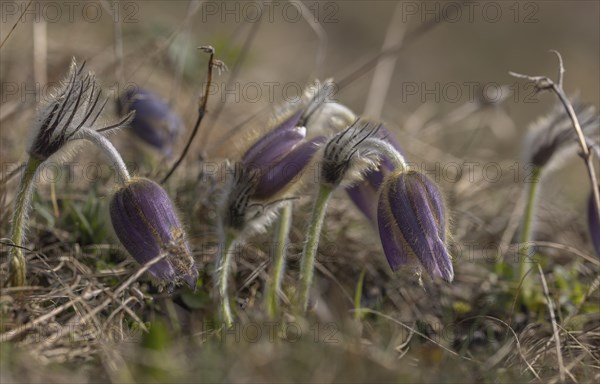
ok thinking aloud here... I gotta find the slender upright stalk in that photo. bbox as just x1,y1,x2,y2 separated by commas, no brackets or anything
354,269,366,320
298,183,333,312
9,156,42,286
265,202,293,318
518,166,541,281
218,231,237,327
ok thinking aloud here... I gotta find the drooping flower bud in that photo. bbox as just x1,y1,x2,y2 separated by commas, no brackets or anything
377,169,453,282
241,110,306,168
252,136,326,200
346,126,404,222
117,88,183,157
221,80,357,237
109,178,197,288
588,188,600,258
29,59,109,161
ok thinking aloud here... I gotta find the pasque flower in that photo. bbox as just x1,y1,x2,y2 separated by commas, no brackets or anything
298,120,453,311
117,87,183,157
377,169,453,282
241,110,327,201
223,80,355,236
245,79,356,202
515,99,599,282
110,178,198,288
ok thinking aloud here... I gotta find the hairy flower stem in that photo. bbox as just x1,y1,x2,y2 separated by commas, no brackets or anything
77,128,130,185
519,166,541,282
8,157,43,286
299,183,334,312
9,129,129,286
218,231,237,327
362,138,408,171
265,202,293,318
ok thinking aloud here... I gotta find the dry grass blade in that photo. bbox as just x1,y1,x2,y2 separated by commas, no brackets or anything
356,308,478,363
364,3,408,118
203,20,263,154
530,241,600,266
537,264,567,383
468,315,542,381
0,0,33,49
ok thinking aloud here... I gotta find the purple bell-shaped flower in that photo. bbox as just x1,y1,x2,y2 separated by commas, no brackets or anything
222,79,357,235
109,178,198,288
118,88,183,157
241,110,326,200
377,169,453,282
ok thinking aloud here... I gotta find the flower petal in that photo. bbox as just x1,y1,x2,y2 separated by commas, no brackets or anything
252,136,325,200
241,110,305,167
384,171,453,281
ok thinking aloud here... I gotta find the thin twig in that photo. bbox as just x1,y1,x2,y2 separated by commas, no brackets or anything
169,0,203,105
0,0,33,49
509,50,600,223
464,315,542,381
537,263,566,384
161,46,219,184
291,0,328,79
203,20,263,154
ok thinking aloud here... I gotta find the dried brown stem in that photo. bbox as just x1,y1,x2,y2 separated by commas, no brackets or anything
161,46,219,184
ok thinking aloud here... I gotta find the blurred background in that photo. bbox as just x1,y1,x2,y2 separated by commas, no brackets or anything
1,1,599,382
1,0,599,208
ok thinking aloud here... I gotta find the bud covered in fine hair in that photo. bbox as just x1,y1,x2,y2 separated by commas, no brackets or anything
109,178,197,288
117,88,183,157
245,80,356,199
29,59,110,161
524,100,599,168
241,110,307,168
346,126,404,223
588,188,600,258
219,79,359,239
377,170,453,282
